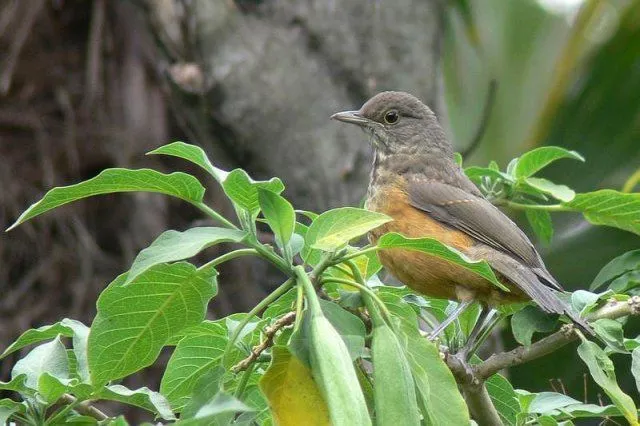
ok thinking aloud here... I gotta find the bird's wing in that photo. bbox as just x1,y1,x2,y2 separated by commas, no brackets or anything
406,177,562,291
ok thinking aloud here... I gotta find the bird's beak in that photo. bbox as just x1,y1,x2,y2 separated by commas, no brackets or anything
330,110,371,127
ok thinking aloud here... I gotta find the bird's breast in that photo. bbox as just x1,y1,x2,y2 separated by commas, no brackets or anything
366,181,525,304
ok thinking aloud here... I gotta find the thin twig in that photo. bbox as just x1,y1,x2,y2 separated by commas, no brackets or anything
232,312,296,372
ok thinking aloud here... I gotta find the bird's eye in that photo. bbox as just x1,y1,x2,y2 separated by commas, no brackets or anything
384,110,399,124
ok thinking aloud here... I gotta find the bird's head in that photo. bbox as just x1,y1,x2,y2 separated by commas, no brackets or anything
331,91,451,156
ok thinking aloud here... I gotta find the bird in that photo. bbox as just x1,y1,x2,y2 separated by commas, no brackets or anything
331,91,591,357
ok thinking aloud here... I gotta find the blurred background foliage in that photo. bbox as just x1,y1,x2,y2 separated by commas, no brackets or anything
444,0,640,402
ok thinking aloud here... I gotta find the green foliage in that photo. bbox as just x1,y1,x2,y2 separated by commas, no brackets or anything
3,141,640,425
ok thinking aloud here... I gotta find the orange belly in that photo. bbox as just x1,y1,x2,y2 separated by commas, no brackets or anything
367,183,526,305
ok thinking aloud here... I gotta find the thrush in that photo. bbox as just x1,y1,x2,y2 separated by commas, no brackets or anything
332,91,591,356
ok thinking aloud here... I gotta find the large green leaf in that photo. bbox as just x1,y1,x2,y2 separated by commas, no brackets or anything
377,232,509,291
563,190,640,236
11,337,69,390
222,169,284,218
577,340,638,425
147,141,229,183
318,299,366,361
297,266,371,426
88,263,217,385
590,249,640,291
396,323,469,425
303,208,390,262
7,169,205,231
514,147,584,178
126,227,247,285
160,322,230,411
369,308,420,426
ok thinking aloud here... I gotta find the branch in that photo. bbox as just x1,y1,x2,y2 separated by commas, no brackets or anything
59,394,109,421
445,296,640,425
232,312,296,372
476,295,640,380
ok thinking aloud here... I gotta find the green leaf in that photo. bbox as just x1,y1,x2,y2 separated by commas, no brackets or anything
560,403,622,418
38,372,70,404
297,267,371,426
523,177,575,202
514,147,584,178
570,290,603,316
222,169,284,218
577,340,638,425
0,375,30,395
147,141,229,183
7,169,205,231
181,367,225,419
525,209,553,244
11,337,69,390
511,306,557,346
485,373,519,426
609,270,640,293
319,299,366,361
633,347,640,395
563,190,640,236
464,166,512,185
177,391,254,425
0,399,25,425
160,322,230,411
98,385,175,420
304,207,390,258
528,392,581,413
590,249,640,291
88,263,217,385
396,323,469,425
126,227,247,285
0,318,86,360
259,346,331,426
258,188,296,247
592,318,627,354
377,232,509,291
370,316,420,426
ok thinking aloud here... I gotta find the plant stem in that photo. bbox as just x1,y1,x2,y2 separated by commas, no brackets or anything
198,248,258,271
295,265,322,314
319,275,392,324
294,281,305,332
223,278,295,363
195,202,238,229
333,246,379,264
505,201,569,212
251,243,291,275
234,362,256,399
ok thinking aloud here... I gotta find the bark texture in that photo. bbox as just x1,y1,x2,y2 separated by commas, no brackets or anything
0,0,444,381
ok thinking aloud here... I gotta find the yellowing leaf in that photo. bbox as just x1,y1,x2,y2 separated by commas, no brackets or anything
260,346,330,426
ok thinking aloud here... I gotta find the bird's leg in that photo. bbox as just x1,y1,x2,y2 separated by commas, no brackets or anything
456,305,493,361
428,299,473,341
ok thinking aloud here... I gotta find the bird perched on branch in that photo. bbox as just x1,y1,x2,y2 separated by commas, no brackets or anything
332,91,591,357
